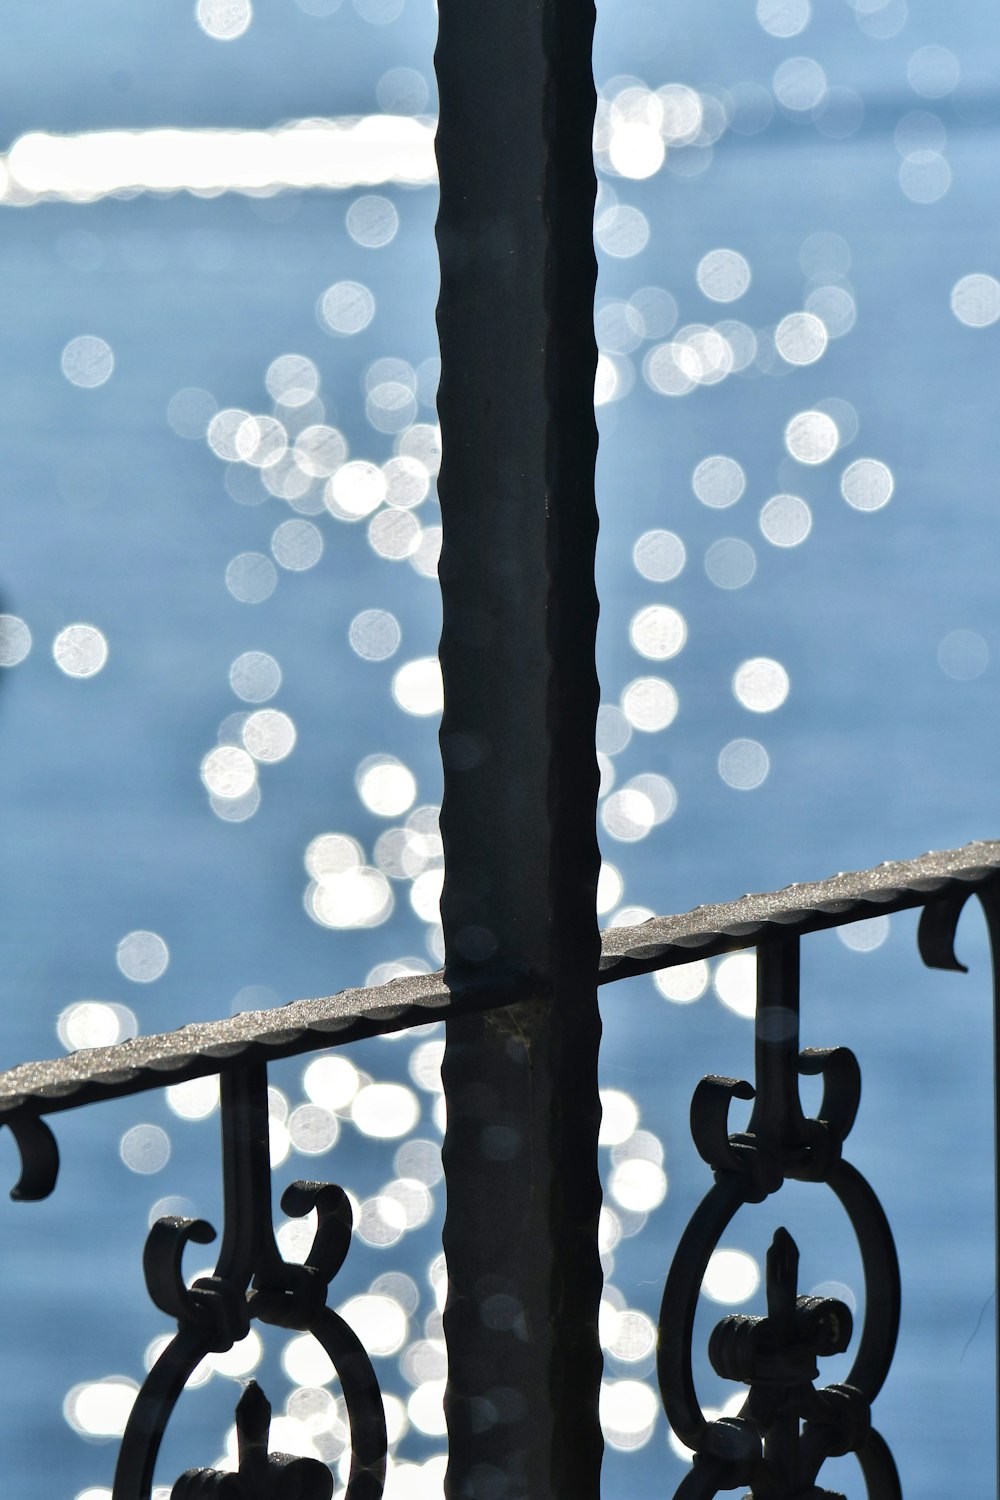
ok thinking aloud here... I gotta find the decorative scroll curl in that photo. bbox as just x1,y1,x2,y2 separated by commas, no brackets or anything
5,1116,59,1201
916,874,1000,980
114,1064,386,1500
657,936,902,1500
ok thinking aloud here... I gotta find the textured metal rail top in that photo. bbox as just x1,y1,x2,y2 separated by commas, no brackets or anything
599,835,1000,978
0,838,996,1123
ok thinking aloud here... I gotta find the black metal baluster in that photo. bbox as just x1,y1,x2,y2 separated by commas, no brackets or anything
918,875,1000,1500
114,1064,386,1500
658,936,901,1499
116,1067,270,1500
981,882,1000,1500
750,940,810,1156
434,0,604,1492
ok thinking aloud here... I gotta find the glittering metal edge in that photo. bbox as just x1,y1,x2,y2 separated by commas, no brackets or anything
598,837,1000,979
0,970,497,1120
0,838,997,1121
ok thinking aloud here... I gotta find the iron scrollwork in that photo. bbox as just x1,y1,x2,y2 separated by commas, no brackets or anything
172,1382,333,1499
114,1062,386,1500
657,937,902,1500
6,1115,59,1201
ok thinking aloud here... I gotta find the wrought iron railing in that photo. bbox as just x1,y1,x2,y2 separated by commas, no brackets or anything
2,0,995,1496
0,840,998,1496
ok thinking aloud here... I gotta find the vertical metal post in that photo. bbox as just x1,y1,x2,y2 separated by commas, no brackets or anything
434,0,604,1495
978,884,1000,1499
750,939,807,1149
919,881,1000,1495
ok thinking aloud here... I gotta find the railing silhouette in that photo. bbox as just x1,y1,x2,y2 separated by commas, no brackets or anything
0,841,998,1496
1,0,995,1495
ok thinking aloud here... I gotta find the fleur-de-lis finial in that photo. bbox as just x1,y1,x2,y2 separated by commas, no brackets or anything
171,1382,333,1499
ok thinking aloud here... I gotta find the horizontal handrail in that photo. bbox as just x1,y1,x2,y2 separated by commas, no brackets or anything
599,836,1000,979
0,837,997,1123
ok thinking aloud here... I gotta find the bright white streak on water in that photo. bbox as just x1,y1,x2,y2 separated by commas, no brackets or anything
1,117,437,203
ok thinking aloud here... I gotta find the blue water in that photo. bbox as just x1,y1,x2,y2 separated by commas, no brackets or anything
0,1,997,1495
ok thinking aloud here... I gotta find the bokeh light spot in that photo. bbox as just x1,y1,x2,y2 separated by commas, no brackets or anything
53,624,108,677
693,455,745,508
600,1380,658,1451
907,44,960,99
347,194,399,248
120,1124,171,1174
951,274,1000,328
339,1294,408,1356
229,651,281,703
785,410,839,464
773,56,827,111
319,280,376,336
61,335,114,388
759,494,812,547
714,954,756,1020
272,518,324,571
696,248,751,303
601,789,656,843
352,1082,420,1138
309,868,394,928
703,1248,760,1303
117,931,169,983
369,509,421,560
938,630,989,681
633,530,685,582
629,605,686,660
840,458,893,511
377,66,429,114
58,1001,136,1050
225,552,278,604
732,658,789,713
168,387,217,439
899,152,951,205
167,1076,220,1120
610,1157,667,1213
705,539,756,590
774,312,828,366
357,756,417,817
243,709,297,762
327,461,386,520
595,205,650,259
654,960,709,1004
756,0,810,37
599,1088,639,1146
65,1379,138,1438
621,676,678,732
349,609,401,661
718,738,769,790
838,916,891,952
201,744,257,798
266,354,319,407
303,1053,361,1110
289,1104,340,1154
196,0,252,38
804,284,856,338
0,615,31,667
392,658,443,717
